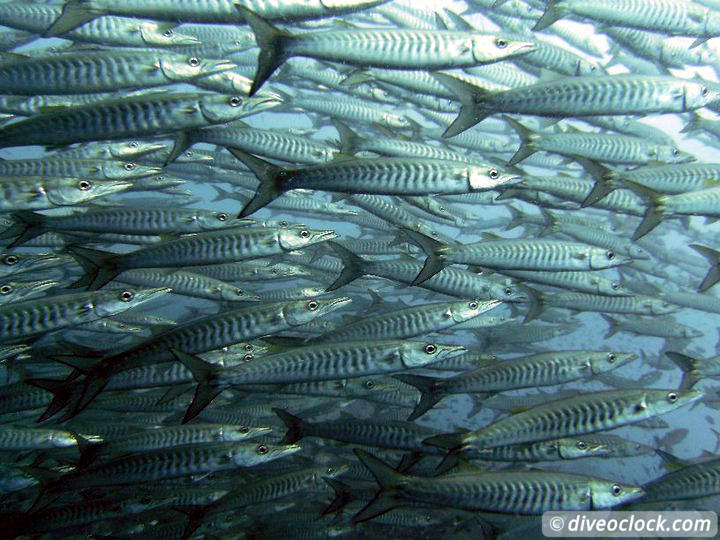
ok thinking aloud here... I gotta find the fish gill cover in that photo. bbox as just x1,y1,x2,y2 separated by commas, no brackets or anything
0,0,719,538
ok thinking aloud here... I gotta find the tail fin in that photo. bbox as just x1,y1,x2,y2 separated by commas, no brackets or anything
238,7,292,96
690,244,720,292
332,119,361,156
623,181,665,240
601,314,620,338
326,242,368,291
322,477,355,515
0,211,47,248
533,0,566,31
504,116,537,165
680,112,703,135
272,408,311,444
665,352,702,392
351,449,405,523
43,0,99,37
431,73,492,138
227,148,284,217
521,286,545,323
422,431,467,451
66,246,119,290
170,349,224,423
392,374,444,421
401,229,447,285
25,376,79,423
577,157,616,207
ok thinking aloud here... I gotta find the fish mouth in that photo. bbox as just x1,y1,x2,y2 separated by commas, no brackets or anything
443,345,468,356
316,230,339,242
131,287,173,304
324,296,353,311
210,60,238,74
511,42,537,56
99,181,134,195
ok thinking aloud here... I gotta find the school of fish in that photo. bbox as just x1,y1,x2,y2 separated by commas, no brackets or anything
0,0,720,538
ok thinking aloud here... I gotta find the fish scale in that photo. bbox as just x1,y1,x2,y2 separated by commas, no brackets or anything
314,300,496,342
543,292,677,315
199,341,464,387
644,460,720,501
192,124,337,164
441,239,624,271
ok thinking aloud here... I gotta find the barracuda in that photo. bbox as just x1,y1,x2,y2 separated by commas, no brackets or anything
404,230,631,285
434,73,720,137
327,241,526,302
424,388,703,452
37,297,350,418
0,208,248,248
0,3,200,47
231,150,520,218
0,51,234,95
0,177,131,212
241,8,534,95
45,0,390,36
190,123,339,164
66,225,337,290
535,0,720,48
0,92,281,163
0,287,169,344
312,299,500,342
396,350,635,420
173,340,465,422
505,116,691,166
353,450,644,521
0,157,161,180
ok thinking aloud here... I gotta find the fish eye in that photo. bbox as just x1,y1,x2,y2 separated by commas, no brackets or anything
217,213,228,221
243,353,253,361
140,496,153,505
240,426,249,433
488,168,499,179
299,229,310,238
611,282,619,290
576,441,587,450
469,301,479,309
495,38,508,49
78,180,92,190
124,162,136,171
424,344,437,354
667,392,678,403
606,250,615,260
702,86,709,96
129,141,139,148
279,221,288,226
326,466,336,474
4,255,18,265
120,291,134,302
256,444,269,455
244,343,253,351
504,287,512,295
307,300,319,311
607,353,617,362
364,380,375,389
188,57,200,67
235,288,244,296
163,29,174,37
0,285,12,294
612,484,623,496
229,97,241,107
